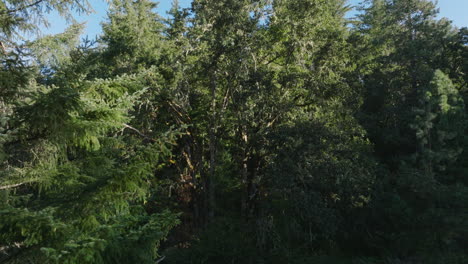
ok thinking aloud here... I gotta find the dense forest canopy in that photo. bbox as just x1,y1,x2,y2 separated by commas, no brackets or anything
0,0,467,263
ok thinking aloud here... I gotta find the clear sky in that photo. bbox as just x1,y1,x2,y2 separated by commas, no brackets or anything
42,0,468,39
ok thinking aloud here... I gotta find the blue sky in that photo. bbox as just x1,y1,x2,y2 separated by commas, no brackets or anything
42,0,192,38
42,0,468,39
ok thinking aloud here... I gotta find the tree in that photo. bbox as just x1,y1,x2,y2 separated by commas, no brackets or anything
0,1,182,263
263,113,375,257
353,0,459,169
165,1,377,262
410,70,466,176
348,1,468,260
2,0,467,263
100,0,165,76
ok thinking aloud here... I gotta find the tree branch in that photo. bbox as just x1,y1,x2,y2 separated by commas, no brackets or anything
0,182,30,190
122,123,156,142
1,0,46,14
155,256,165,263
0,41,7,55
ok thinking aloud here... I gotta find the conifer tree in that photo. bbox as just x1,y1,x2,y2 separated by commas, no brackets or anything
0,1,181,263
100,0,165,75
1,1,467,263
349,1,468,260
353,0,458,168
411,70,466,175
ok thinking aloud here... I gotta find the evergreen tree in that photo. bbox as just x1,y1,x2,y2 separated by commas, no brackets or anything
1,1,467,263
100,0,165,75
411,70,466,176
0,1,181,263
349,1,468,261
353,0,458,168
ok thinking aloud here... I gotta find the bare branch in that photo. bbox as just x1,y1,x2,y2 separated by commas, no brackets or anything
0,41,6,54
0,182,30,190
122,123,156,142
155,255,166,264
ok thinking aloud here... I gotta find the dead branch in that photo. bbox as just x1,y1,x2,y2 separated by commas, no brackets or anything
122,123,156,142
0,182,30,190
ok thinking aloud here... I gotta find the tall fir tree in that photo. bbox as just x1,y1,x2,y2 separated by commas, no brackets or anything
0,1,182,263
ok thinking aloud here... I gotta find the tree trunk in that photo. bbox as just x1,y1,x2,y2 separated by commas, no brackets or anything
208,72,217,222
240,125,249,218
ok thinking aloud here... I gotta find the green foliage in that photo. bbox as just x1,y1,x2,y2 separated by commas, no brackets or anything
0,0,90,41
101,0,165,75
0,1,181,263
0,73,182,262
410,70,466,175
1,0,467,263
261,109,375,255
